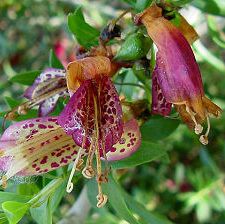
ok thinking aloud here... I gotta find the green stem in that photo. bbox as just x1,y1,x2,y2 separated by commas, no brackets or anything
114,82,145,89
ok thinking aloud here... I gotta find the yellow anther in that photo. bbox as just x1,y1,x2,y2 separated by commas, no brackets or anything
82,166,95,179
96,193,108,208
199,135,208,145
1,175,7,189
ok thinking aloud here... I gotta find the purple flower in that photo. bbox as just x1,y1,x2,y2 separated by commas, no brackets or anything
135,5,222,145
58,55,141,207
24,68,68,117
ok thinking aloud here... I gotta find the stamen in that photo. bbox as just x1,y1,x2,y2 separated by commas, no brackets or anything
199,115,210,145
66,147,83,193
185,105,203,134
93,95,108,207
82,166,95,179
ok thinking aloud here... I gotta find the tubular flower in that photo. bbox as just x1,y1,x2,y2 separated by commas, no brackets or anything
58,56,141,207
135,5,222,144
0,116,140,197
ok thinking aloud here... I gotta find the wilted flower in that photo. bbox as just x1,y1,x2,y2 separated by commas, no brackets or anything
135,5,222,144
58,55,141,207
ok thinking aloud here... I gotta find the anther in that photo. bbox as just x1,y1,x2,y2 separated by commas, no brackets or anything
199,135,208,145
185,105,203,135
7,111,17,120
82,166,95,179
199,115,210,145
96,193,108,208
1,175,7,189
194,124,203,135
18,105,27,115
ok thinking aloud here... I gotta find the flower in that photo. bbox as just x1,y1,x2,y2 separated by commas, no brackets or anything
58,55,141,207
23,68,68,117
0,56,141,208
135,5,222,145
0,116,141,206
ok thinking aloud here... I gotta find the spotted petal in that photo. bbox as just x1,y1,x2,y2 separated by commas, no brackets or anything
151,64,172,116
0,117,82,180
24,68,67,117
58,76,123,152
106,119,141,161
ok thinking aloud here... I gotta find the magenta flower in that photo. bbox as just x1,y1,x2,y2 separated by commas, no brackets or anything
24,68,68,117
0,56,141,207
135,5,222,144
58,55,141,207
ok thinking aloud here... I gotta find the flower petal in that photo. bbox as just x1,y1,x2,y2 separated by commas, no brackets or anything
24,68,66,99
58,76,123,152
106,119,141,161
136,5,204,105
151,65,172,116
66,56,112,93
0,117,82,179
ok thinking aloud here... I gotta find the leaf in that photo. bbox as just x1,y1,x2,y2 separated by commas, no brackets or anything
68,7,100,49
4,97,21,109
9,70,41,86
114,33,152,61
192,0,225,17
49,49,64,69
2,201,30,224
111,141,167,169
196,200,212,223
207,16,225,49
141,117,180,142
122,0,136,7
135,0,152,12
124,193,173,224
49,180,66,212
103,175,140,224
0,192,31,205
30,199,52,224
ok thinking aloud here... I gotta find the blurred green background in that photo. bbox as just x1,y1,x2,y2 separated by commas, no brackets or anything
0,0,225,224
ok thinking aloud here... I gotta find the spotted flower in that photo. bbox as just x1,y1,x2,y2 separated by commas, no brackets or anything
0,56,141,208
58,55,141,207
135,5,222,144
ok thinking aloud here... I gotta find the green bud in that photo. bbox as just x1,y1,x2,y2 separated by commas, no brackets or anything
114,33,152,61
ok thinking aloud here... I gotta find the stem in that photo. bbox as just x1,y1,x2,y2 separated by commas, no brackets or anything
114,82,145,89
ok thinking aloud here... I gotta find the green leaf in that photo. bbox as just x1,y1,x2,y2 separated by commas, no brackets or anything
30,199,52,224
9,70,41,86
0,192,31,205
124,193,173,224
169,0,194,6
114,33,152,61
192,0,225,17
196,200,212,222
103,175,140,224
141,117,180,142
4,97,21,109
135,0,152,12
49,49,64,69
2,201,30,224
122,0,136,7
111,141,167,169
68,7,100,49
49,180,66,212
207,16,225,49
